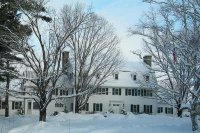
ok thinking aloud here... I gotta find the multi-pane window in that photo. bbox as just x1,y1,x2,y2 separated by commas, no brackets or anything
131,104,140,113
157,107,163,113
114,74,118,80
60,90,68,96
112,88,121,95
55,103,64,108
125,89,132,96
93,103,103,112
144,105,152,114
131,74,137,81
133,75,137,80
141,89,153,97
95,88,108,95
145,75,150,81
125,89,139,96
165,107,173,114
12,101,22,110
33,102,39,109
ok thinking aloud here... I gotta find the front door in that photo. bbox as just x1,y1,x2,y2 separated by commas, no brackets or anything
27,100,32,115
112,104,121,113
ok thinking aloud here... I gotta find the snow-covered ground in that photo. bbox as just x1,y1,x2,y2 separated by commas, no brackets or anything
0,113,196,133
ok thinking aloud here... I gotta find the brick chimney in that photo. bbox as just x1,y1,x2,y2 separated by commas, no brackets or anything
143,55,152,67
62,51,69,70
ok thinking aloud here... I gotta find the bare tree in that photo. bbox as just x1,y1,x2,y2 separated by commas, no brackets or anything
130,0,200,130
2,2,93,122
63,7,123,113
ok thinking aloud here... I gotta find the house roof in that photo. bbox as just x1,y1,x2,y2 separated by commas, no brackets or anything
102,61,155,88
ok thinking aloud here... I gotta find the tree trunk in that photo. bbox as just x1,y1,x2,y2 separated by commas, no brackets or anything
5,60,10,117
75,96,79,113
191,111,198,131
177,104,182,117
177,108,182,117
5,93,9,117
39,109,46,122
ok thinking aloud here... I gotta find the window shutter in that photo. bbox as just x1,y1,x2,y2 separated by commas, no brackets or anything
144,105,146,113
100,103,103,112
132,89,134,96
12,102,14,110
137,105,140,113
112,88,114,95
119,89,121,95
150,105,152,113
165,107,167,114
106,88,108,95
93,103,96,112
131,104,133,112
125,89,127,96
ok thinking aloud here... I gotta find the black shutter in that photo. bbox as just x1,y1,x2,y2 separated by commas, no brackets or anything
165,107,167,114
144,105,146,113
150,105,152,113
93,103,96,112
135,89,137,96
131,104,133,112
12,101,14,110
125,89,127,96
106,88,108,95
112,88,114,95
137,105,140,113
132,89,134,96
119,89,121,95
100,103,103,112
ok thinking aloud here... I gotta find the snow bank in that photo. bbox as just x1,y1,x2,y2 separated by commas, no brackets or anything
4,113,194,133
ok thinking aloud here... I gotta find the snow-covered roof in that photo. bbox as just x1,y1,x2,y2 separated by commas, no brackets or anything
102,61,155,88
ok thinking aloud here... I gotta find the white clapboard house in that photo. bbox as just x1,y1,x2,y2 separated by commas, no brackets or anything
0,53,174,116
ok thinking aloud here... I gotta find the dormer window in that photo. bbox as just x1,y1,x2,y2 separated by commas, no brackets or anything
131,73,137,81
133,75,137,80
96,73,100,79
114,73,118,80
145,75,149,81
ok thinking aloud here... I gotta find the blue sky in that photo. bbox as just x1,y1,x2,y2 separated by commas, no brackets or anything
48,0,149,61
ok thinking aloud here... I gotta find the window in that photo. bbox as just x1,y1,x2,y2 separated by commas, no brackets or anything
131,104,140,113
12,101,22,110
112,88,121,95
0,100,5,109
137,90,141,96
125,89,139,96
144,105,152,114
95,88,108,95
33,102,39,109
165,107,173,114
60,90,68,96
114,74,118,80
125,89,132,96
141,89,152,97
145,75,150,81
133,75,137,80
96,73,100,79
157,107,163,113
93,103,103,112
131,74,137,81
52,89,58,96
55,103,64,108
